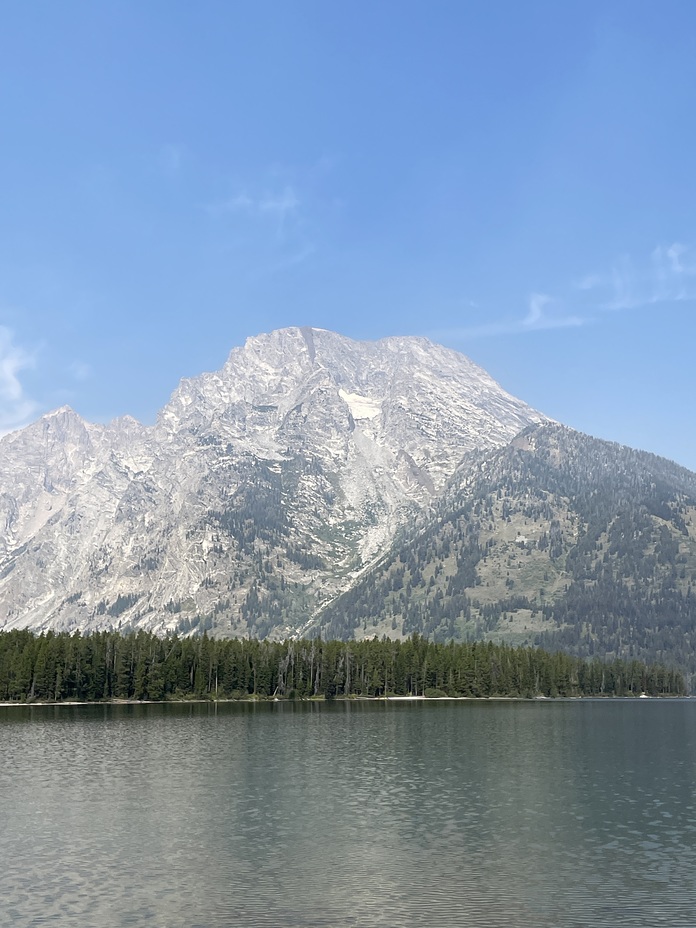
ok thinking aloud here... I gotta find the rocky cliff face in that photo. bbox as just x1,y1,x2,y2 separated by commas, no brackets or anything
0,327,545,636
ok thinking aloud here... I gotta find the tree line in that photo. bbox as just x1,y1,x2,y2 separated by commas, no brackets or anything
0,629,685,702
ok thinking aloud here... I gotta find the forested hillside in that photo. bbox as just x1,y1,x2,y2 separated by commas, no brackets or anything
320,424,696,676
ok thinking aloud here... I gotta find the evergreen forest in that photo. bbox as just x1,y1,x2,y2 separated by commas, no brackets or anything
0,629,685,703
320,425,696,678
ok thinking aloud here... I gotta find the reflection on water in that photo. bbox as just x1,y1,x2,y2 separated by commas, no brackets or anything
1,700,696,927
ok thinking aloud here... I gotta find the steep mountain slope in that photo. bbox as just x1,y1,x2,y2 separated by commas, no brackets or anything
319,424,696,673
0,327,545,636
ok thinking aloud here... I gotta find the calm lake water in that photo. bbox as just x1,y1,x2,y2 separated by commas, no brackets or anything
2,699,696,927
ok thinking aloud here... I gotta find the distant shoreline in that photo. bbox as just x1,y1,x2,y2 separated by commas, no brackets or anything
0,693,686,708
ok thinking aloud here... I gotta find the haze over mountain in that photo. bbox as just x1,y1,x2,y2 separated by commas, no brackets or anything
2,326,695,677
0,327,544,638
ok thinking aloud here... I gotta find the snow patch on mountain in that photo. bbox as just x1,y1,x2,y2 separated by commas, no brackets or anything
338,389,381,421
0,326,548,636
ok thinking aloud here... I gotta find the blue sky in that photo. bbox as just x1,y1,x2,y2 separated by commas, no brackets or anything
2,1,696,468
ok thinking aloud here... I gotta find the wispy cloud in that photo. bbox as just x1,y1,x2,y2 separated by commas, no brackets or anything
206,192,254,214
206,184,300,238
522,293,585,330
437,241,696,345
577,242,696,310
434,294,587,341
206,175,316,274
573,273,604,291
0,326,38,434
258,187,300,215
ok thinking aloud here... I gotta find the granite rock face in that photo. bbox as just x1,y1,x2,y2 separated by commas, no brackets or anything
0,327,545,636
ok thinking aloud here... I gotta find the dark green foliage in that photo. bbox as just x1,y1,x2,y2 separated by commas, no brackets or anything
319,424,696,678
199,454,330,630
107,593,140,617
207,459,289,554
0,630,684,702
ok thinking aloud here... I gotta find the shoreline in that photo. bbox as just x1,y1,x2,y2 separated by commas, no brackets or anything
0,693,686,708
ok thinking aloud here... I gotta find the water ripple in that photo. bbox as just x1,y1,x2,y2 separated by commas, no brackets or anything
1,700,696,926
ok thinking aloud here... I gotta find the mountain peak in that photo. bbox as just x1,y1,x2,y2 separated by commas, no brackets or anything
47,404,76,416
0,326,546,638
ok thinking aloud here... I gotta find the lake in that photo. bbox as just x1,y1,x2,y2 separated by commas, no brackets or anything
2,699,696,927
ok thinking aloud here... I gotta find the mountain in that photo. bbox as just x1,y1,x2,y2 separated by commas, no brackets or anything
319,423,696,675
0,327,545,637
